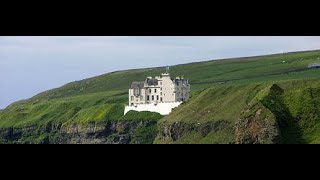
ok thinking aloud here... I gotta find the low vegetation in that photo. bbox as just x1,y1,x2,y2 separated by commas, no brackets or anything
1,50,320,143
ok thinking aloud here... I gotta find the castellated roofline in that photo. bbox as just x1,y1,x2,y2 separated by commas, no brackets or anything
130,72,188,89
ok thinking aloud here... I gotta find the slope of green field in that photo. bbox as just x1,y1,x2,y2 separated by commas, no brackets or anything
0,90,127,128
1,50,320,143
32,50,320,100
154,83,263,144
156,79,320,144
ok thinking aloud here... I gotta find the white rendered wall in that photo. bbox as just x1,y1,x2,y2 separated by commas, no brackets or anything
124,102,182,115
129,89,146,106
161,73,175,102
145,86,161,104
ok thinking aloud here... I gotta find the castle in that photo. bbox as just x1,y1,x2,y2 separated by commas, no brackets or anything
124,67,190,115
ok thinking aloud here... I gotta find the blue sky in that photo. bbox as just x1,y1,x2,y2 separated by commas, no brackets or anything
1,36,320,109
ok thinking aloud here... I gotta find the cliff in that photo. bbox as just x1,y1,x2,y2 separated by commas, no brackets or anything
0,120,158,144
1,50,320,144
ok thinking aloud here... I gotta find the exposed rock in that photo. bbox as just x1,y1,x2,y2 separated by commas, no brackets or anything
0,120,158,144
158,120,230,142
235,102,281,144
235,84,286,144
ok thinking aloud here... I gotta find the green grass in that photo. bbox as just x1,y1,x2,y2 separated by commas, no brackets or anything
120,111,163,121
30,50,320,99
155,84,268,144
160,83,268,124
173,129,235,144
0,91,127,128
131,123,158,144
155,78,320,144
1,50,320,143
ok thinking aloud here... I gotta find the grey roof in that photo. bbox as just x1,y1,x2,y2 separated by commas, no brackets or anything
308,63,320,68
172,78,186,85
146,78,158,86
130,82,145,89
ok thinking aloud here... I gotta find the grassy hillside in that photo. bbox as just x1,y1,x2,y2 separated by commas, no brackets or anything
1,50,320,143
155,84,266,144
31,50,320,100
156,79,320,144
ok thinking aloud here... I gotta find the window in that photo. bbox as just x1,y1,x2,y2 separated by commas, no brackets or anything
155,89,157,93
149,89,151,93
131,96,134,101
160,88,162,90
140,96,143,101
152,95,154,101
147,96,150,101
160,82,162,85
134,88,140,96
160,97,163,102
160,92,162,96
157,95,159,100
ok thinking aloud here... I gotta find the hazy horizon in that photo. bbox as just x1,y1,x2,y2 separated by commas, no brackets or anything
1,36,320,109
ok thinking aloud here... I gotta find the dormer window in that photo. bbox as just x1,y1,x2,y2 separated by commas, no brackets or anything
134,88,140,96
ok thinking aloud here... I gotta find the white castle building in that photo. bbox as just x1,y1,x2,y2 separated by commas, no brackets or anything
124,67,190,115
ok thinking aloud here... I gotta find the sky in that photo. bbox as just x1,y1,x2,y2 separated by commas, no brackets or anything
1,36,320,109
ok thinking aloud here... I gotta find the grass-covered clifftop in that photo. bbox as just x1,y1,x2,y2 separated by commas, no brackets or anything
155,80,320,144
1,50,320,143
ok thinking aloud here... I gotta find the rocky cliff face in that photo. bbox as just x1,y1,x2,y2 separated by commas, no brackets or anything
0,120,158,144
234,84,317,144
235,101,281,144
157,120,232,143
235,84,288,144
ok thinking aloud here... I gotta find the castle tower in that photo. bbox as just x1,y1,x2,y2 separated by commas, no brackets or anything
162,65,170,76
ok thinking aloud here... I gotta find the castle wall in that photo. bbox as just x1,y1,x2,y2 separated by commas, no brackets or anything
124,102,182,115
129,89,146,106
161,73,175,102
145,85,161,104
